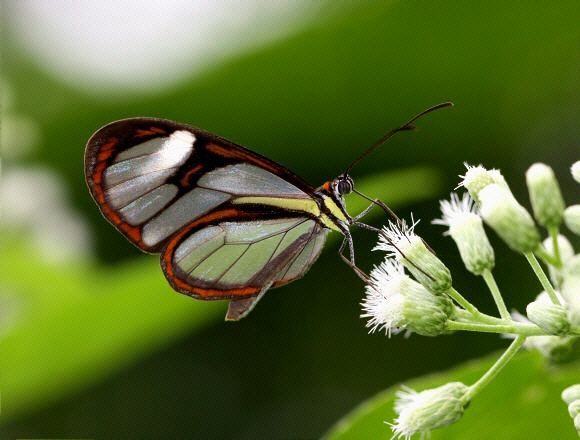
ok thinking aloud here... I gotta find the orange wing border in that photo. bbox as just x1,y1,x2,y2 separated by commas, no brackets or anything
160,208,316,300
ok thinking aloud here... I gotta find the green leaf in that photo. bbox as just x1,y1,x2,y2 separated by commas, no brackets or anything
324,351,580,439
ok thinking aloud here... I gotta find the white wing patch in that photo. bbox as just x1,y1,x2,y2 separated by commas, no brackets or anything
104,130,195,186
100,130,197,233
103,130,195,217
198,163,308,198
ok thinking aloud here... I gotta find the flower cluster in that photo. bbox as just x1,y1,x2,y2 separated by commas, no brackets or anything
360,162,580,438
562,384,580,436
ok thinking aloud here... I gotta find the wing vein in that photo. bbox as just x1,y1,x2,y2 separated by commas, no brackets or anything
278,225,316,281
106,166,179,189
263,232,287,266
185,239,225,275
213,244,252,285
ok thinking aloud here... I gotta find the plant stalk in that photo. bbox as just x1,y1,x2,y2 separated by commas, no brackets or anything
524,252,561,305
463,336,526,401
446,321,545,336
481,270,510,320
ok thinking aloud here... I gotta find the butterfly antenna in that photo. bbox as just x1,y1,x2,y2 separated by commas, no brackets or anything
343,101,453,176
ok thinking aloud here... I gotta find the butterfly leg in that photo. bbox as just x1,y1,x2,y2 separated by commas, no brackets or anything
352,221,436,282
351,192,437,255
350,195,401,224
338,233,369,282
351,201,378,222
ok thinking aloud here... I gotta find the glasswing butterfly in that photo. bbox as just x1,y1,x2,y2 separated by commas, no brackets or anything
85,102,451,320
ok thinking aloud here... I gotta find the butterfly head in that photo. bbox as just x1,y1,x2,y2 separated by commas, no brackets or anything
322,174,354,198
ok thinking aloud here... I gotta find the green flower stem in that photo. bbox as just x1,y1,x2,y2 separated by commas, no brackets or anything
446,320,545,336
463,336,526,402
446,288,506,325
445,287,479,314
454,307,508,325
534,243,561,269
481,269,510,320
549,226,562,266
448,318,580,336
524,252,561,305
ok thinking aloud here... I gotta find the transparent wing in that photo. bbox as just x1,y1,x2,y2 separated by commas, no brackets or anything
272,226,328,288
162,216,327,300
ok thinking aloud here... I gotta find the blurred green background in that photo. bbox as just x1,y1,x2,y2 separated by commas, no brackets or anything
1,1,579,438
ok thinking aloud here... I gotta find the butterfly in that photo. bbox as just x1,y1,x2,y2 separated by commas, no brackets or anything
85,103,451,320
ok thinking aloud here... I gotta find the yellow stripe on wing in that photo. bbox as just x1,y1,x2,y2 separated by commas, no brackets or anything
232,196,345,232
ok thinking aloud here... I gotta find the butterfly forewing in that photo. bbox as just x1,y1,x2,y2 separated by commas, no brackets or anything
85,118,315,252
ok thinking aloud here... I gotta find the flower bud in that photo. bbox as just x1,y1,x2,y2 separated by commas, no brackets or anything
526,297,570,335
542,234,574,286
564,205,580,236
526,163,565,228
377,221,452,293
362,259,453,337
524,335,580,363
434,193,495,275
562,385,580,405
572,161,580,184
562,256,580,310
391,382,469,439
478,184,540,253
568,400,580,418
459,164,509,203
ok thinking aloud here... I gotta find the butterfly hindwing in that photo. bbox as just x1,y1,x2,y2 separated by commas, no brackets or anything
161,209,328,301
84,118,315,253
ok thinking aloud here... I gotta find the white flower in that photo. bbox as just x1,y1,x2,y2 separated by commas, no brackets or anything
478,184,540,253
433,193,495,275
513,307,578,362
362,259,407,335
562,256,580,322
562,384,580,405
572,161,580,184
458,163,509,202
542,234,574,286
526,294,570,335
390,382,469,439
564,205,580,236
376,219,452,293
526,163,565,228
361,259,452,337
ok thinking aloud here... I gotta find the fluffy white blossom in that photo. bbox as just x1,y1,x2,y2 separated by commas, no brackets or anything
376,220,452,293
361,259,452,337
390,382,469,439
458,163,509,202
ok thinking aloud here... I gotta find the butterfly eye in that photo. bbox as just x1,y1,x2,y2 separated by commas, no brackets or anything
337,178,353,195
